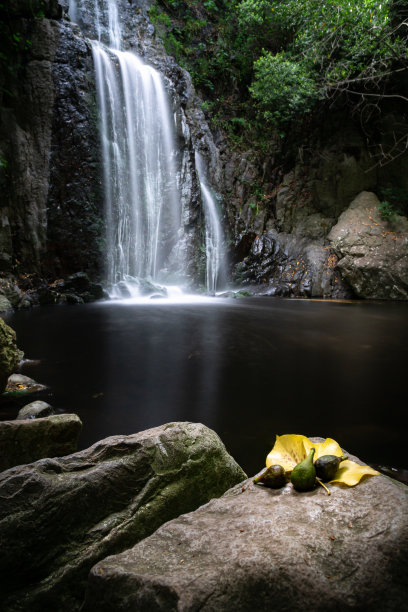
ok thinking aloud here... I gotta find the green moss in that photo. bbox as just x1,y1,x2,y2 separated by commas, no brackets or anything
0,317,22,392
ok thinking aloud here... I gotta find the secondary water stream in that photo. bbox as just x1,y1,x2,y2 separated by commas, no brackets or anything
3,298,408,475
196,152,226,293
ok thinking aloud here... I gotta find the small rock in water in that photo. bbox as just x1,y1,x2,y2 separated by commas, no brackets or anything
8,374,37,386
17,401,54,420
6,373,47,394
0,295,13,311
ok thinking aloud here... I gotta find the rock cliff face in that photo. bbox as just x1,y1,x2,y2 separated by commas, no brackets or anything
0,0,407,298
217,114,408,299
0,0,102,284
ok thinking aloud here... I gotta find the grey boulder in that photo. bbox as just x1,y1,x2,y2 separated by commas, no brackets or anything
0,422,246,611
6,373,47,393
328,191,408,299
0,413,82,471
16,400,55,420
84,458,408,611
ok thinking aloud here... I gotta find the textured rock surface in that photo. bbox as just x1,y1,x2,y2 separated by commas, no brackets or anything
0,12,60,275
17,400,54,420
0,413,82,472
0,295,12,312
5,372,47,394
226,117,408,299
233,229,352,298
0,318,22,392
0,1,102,281
0,422,246,611
329,191,408,299
46,19,103,279
84,461,408,612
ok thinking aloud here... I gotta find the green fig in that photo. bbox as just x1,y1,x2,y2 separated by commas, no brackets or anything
254,464,286,489
315,454,348,482
290,448,316,491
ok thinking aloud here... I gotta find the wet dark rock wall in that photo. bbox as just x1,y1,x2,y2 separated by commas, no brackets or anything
214,112,408,298
46,19,102,280
0,3,60,276
0,1,102,285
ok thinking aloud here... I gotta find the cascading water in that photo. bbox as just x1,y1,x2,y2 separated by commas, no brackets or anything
195,152,225,294
68,0,226,297
92,46,181,294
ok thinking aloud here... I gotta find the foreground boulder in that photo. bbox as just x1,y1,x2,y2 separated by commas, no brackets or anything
0,317,22,392
328,191,408,299
84,457,408,611
0,413,82,471
0,422,246,611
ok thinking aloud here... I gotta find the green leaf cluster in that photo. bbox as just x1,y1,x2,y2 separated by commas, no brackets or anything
236,0,408,126
149,0,407,145
378,185,408,220
250,52,317,125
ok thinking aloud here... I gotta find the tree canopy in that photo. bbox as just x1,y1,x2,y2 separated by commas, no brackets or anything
151,0,408,146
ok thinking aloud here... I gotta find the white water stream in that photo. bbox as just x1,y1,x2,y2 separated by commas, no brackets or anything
195,152,225,294
68,0,225,297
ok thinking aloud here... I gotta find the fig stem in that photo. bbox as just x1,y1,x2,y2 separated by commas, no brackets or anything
316,478,331,495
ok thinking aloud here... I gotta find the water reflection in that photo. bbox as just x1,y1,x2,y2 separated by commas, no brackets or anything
3,298,408,475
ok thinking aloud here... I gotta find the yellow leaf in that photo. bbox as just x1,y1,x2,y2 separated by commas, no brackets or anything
266,434,307,472
304,437,343,460
266,434,380,486
329,460,380,486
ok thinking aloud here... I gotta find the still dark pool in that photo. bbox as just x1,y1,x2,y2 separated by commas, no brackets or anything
3,296,408,475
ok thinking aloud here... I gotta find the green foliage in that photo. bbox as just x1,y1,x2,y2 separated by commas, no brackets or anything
0,156,7,169
149,0,407,150
378,200,398,221
237,0,408,128
378,185,408,220
250,52,317,125
0,3,36,98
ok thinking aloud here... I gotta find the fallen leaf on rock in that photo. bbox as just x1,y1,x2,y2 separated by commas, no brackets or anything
266,434,379,487
329,460,379,486
266,434,306,472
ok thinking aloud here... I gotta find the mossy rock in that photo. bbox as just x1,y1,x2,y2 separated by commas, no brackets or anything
0,422,246,611
0,317,23,392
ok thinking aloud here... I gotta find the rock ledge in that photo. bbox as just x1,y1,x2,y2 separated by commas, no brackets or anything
84,455,408,611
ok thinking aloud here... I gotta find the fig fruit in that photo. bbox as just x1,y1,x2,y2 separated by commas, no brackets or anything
290,448,316,491
315,454,348,482
254,464,286,488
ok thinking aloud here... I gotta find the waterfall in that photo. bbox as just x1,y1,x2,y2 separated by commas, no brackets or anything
92,45,181,292
68,0,226,296
195,153,225,294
